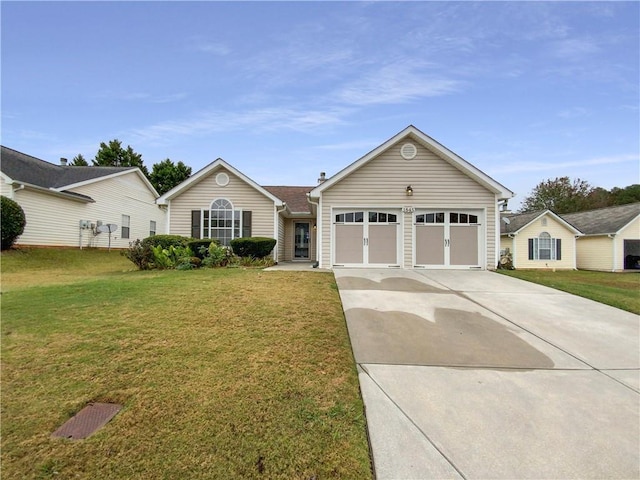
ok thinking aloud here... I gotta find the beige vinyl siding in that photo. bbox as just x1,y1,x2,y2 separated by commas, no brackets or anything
70,173,165,249
13,172,164,248
1,177,13,197
319,141,496,268
283,218,316,262
277,216,285,262
168,167,275,240
576,236,613,271
512,215,577,269
500,236,514,256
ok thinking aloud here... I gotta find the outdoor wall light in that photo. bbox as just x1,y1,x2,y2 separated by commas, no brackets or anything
405,185,413,196
313,223,317,231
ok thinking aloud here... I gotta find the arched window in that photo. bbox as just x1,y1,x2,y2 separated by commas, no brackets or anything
529,231,561,261
538,232,552,260
203,198,241,246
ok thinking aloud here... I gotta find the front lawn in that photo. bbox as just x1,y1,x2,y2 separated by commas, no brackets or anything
1,248,372,479
497,269,640,315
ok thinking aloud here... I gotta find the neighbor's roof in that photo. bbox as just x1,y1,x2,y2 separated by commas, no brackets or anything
0,145,158,199
263,186,314,214
309,125,514,200
561,203,640,235
1,145,135,188
500,209,582,235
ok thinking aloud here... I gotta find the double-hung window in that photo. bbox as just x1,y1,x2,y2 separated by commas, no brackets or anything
529,232,561,260
121,215,130,239
149,220,156,237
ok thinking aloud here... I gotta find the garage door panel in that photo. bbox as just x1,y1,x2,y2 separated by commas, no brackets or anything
416,226,445,265
369,224,398,264
450,225,479,266
335,224,364,264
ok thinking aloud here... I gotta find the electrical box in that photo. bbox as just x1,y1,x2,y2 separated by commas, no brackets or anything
79,220,91,229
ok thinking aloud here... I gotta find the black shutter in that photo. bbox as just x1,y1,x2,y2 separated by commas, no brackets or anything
191,210,201,239
556,239,561,260
242,211,252,238
528,238,534,260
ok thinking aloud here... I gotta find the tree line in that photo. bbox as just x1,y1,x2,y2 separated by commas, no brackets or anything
519,176,640,214
69,139,191,195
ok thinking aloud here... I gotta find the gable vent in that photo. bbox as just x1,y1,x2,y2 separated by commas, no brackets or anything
400,143,417,160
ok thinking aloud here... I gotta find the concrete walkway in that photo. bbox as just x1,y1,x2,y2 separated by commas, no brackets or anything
334,269,640,479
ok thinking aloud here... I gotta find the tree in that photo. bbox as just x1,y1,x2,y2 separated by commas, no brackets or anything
1,196,26,250
148,158,192,195
519,177,594,214
93,139,149,176
69,153,89,166
610,184,640,205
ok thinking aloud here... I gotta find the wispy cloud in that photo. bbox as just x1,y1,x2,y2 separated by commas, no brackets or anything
310,139,378,151
129,106,351,145
497,154,638,174
557,107,589,119
186,36,231,56
97,91,188,104
336,62,463,106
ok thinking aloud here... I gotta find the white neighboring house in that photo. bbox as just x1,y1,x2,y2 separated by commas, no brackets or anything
1,146,166,249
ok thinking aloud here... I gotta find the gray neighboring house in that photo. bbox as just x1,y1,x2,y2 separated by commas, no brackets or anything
561,203,640,271
1,146,165,248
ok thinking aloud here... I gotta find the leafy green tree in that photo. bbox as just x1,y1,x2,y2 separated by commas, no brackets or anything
149,158,192,195
519,177,594,214
93,139,149,176
69,153,89,166
610,184,640,205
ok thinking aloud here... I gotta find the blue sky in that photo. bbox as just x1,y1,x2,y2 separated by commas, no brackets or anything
2,1,638,208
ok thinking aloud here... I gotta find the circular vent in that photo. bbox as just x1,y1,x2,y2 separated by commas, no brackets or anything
216,172,229,186
400,143,417,160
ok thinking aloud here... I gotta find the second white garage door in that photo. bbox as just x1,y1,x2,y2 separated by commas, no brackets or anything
334,209,401,267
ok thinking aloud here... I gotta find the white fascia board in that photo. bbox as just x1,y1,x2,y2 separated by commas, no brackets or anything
511,210,583,236
157,158,284,206
309,125,515,200
20,182,95,203
1,171,14,184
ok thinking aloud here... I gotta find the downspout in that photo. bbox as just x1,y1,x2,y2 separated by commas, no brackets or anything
307,194,320,267
608,234,617,272
274,203,287,263
508,233,516,269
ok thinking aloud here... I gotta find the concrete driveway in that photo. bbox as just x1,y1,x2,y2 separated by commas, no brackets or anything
334,269,639,479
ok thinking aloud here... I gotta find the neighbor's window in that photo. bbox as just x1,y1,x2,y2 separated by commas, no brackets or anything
529,232,561,261
122,215,130,239
149,220,156,236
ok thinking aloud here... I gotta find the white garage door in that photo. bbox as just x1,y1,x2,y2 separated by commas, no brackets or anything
334,210,401,267
414,211,482,268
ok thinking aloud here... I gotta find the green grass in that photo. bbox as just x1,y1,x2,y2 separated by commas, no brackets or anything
497,269,640,315
1,248,372,479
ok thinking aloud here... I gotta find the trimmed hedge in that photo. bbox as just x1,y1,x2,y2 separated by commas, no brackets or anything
230,237,276,258
141,234,192,250
1,196,26,250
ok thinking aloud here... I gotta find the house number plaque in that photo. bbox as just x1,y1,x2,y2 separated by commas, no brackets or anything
403,206,415,213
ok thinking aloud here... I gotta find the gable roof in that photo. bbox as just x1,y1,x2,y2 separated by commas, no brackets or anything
1,145,158,198
309,125,514,200
561,203,640,235
263,186,314,214
501,209,581,235
156,158,284,206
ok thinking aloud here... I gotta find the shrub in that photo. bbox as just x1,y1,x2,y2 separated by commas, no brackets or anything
142,234,191,250
122,239,153,270
188,239,220,259
202,244,232,268
230,237,276,259
151,244,193,270
1,196,26,250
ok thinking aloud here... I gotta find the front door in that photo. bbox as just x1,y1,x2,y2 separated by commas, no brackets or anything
294,222,310,260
